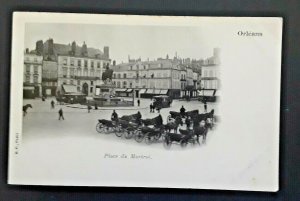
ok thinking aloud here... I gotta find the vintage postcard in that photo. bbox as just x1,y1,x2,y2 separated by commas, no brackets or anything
8,12,282,191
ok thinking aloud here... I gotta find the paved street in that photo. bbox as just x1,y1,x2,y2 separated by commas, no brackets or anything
22,97,219,149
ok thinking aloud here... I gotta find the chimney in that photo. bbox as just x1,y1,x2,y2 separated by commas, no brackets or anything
81,41,88,56
113,60,116,66
36,40,44,55
71,41,76,55
103,46,109,59
25,48,29,53
48,38,54,55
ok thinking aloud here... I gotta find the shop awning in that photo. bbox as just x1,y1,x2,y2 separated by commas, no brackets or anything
62,84,77,93
139,89,147,94
199,89,215,96
146,89,154,94
126,89,133,93
154,89,161,94
160,89,168,94
115,88,127,92
23,86,35,90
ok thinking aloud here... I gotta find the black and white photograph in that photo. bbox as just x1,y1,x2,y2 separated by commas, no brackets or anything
9,12,282,191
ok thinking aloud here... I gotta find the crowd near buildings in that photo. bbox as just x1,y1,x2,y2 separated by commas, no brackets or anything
23,38,220,100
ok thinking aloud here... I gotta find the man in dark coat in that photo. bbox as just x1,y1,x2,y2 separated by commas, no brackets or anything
111,110,119,123
137,99,140,107
155,114,163,127
180,105,186,117
58,108,64,120
51,100,55,109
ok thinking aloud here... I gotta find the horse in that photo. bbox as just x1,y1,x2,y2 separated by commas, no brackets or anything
164,116,183,133
193,123,209,144
120,112,141,123
23,104,32,116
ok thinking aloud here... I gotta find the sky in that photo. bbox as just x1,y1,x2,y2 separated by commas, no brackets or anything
25,23,218,64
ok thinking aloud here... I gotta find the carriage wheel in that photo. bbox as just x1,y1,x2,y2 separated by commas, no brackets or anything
115,128,123,137
154,133,161,141
124,130,134,139
96,123,105,133
163,138,172,149
145,135,155,145
134,131,144,143
180,140,188,148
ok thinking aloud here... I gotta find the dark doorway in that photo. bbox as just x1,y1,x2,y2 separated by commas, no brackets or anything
82,83,88,95
135,90,139,98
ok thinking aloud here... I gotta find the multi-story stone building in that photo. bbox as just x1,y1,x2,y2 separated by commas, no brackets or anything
23,50,43,98
200,48,220,90
112,55,201,99
30,39,110,96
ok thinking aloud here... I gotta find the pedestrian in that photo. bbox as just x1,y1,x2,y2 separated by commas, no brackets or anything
204,101,207,113
150,103,153,113
180,105,186,117
88,105,92,113
111,110,119,123
58,108,64,120
51,100,55,109
94,103,98,110
136,111,142,125
155,114,163,128
156,104,161,113
186,116,191,130
137,99,140,107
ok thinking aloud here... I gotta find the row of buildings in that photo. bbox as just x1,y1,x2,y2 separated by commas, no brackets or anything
23,38,220,99
23,39,110,98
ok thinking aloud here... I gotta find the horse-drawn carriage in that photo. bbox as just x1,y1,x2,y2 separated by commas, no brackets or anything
134,126,165,144
163,126,208,149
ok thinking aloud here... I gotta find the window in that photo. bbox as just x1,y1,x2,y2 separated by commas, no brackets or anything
97,62,100,68
123,81,127,88
113,74,116,79
34,66,38,74
70,80,73,85
78,60,81,67
77,86,80,91
117,74,121,79
70,68,75,78
70,59,74,66
84,60,88,67
91,81,94,86
129,82,132,88
77,80,80,85
91,61,94,68
123,73,127,78
84,69,88,76
25,56,30,61
90,70,95,77
117,81,120,88
209,70,213,77
130,66,133,70
204,70,207,77
90,87,93,93
26,65,30,73
25,75,30,83
34,57,38,62
144,65,146,69
33,75,38,83
62,67,67,78
77,68,82,76
63,58,67,65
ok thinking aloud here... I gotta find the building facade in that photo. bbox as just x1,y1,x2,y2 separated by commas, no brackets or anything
23,51,43,98
30,39,111,97
200,48,220,90
112,56,201,99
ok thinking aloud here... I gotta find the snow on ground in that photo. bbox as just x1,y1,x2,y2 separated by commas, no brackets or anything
11,97,276,191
